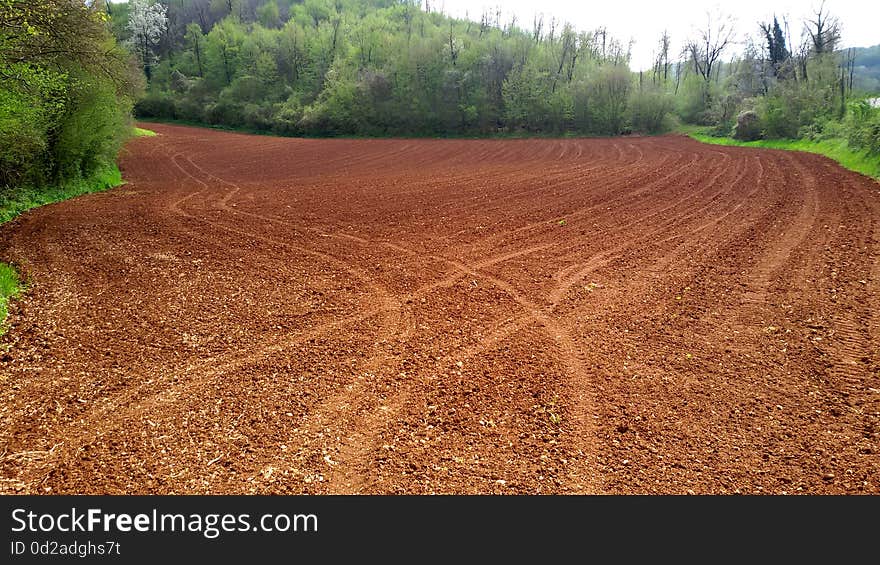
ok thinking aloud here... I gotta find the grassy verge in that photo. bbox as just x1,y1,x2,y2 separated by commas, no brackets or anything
0,164,123,225
0,163,126,330
0,262,22,335
679,125,880,180
133,126,157,137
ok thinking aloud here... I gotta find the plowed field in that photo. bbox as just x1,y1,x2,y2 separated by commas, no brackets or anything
2,123,878,494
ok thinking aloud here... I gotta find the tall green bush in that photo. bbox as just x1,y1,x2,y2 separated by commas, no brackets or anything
1,0,140,190
629,86,674,134
844,100,880,154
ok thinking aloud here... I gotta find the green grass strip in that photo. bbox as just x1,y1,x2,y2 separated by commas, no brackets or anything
0,164,127,330
132,127,157,137
0,262,22,334
680,126,880,180
0,164,124,225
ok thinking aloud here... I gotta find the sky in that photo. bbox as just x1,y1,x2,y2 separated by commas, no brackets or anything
435,0,880,71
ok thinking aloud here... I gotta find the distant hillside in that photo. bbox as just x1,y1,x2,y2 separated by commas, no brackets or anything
852,44,880,93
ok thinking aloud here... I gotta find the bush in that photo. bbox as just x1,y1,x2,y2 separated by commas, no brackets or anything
242,103,275,131
173,96,208,122
757,56,840,139
3,58,135,189
502,65,554,132
53,73,132,180
758,94,800,138
0,87,50,186
629,87,674,134
135,92,177,119
732,110,763,141
298,69,361,135
583,65,632,135
676,75,719,125
205,99,244,127
844,100,880,155
271,96,304,136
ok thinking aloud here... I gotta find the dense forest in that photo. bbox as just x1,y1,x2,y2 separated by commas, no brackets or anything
109,0,879,150
122,0,642,136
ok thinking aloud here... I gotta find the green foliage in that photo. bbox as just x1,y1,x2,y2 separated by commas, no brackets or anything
763,17,789,74
112,0,874,150
204,18,245,87
0,164,123,225
629,86,674,134
299,65,361,134
676,74,717,125
125,1,651,137
0,85,51,186
502,60,576,133
1,0,140,190
134,90,178,119
684,127,880,180
0,261,22,334
53,71,133,181
502,64,554,132
584,65,632,135
257,1,281,29
0,1,136,336
755,54,841,139
843,100,880,155
672,30,878,167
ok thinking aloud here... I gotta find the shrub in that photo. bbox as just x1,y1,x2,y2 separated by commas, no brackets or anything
135,92,177,119
732,110,763,141
844,100,880,155
53,74,132,180
676,75,720,126
205,99,244,127
583,65,632,135
629,87,674,134
271,96,304,136
242,103,275,131
0,87,50,186
173,96,207,122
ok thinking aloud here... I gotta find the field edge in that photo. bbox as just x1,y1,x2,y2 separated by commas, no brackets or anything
679,126,880,180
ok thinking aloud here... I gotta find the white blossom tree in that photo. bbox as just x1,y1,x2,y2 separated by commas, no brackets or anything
126,0,168,81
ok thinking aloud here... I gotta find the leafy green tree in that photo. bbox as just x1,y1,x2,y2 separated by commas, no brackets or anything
257,1,280,29
502,63,553,131
587,65,631,134
629,84,673,134
121,0,675,137
185,23,206,76
204,17,243,87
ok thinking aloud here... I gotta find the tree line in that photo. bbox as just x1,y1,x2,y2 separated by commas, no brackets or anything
121,0,660,136
677,4,877,155
118,0,878,152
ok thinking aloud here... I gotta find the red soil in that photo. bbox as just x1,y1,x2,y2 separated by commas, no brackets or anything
1,123,878,494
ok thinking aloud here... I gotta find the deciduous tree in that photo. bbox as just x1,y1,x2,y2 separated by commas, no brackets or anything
126,0,168,81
